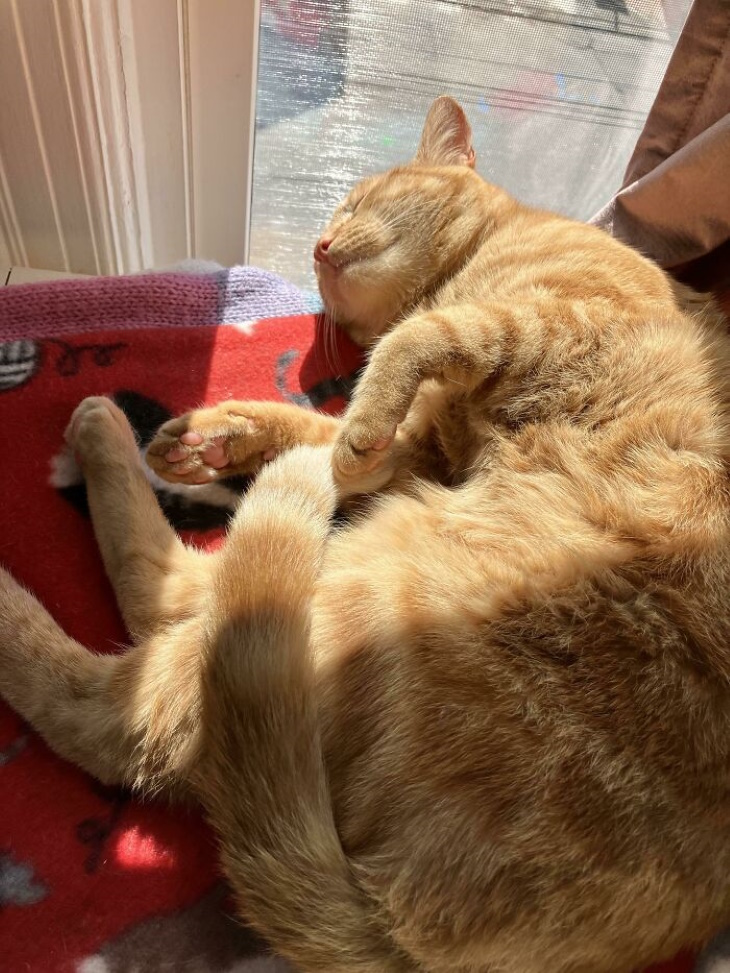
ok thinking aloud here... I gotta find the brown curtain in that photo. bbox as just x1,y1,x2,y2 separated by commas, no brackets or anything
591,0,730,272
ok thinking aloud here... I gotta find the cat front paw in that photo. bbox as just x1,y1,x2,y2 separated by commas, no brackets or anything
146,404,279,485
331,416,397,495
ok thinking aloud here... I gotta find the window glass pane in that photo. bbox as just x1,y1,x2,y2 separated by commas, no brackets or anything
250,0,691,289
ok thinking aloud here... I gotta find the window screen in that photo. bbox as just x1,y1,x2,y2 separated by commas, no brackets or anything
250,0,691,289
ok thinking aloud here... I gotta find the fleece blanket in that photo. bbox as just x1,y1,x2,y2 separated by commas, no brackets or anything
0,265,722,972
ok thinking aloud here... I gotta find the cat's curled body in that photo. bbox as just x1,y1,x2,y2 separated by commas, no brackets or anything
2,97,730,973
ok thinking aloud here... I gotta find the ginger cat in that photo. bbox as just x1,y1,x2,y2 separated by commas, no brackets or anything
3,97,730,973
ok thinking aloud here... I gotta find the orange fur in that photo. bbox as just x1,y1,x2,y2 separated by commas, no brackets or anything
2,97,730,972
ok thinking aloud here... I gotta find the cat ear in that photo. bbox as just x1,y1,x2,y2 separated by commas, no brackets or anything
414,96,476,169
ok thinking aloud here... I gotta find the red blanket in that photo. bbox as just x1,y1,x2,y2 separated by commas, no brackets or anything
0,276,698,972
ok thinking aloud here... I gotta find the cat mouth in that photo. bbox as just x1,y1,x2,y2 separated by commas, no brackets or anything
315,254,354,273
314,259,357,298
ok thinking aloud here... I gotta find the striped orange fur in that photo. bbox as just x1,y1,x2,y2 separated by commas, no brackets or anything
2,97,730,972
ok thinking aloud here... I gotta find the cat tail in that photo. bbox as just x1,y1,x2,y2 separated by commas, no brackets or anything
196,445,410,973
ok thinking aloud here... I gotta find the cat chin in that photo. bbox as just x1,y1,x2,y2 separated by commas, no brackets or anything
317,279,361,334
317,297,375,349
319,278,395,346
334,315,390,349
315,269,339,313
319,302,367,347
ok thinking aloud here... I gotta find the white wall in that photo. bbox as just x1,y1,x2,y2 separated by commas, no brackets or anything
0,0,259,274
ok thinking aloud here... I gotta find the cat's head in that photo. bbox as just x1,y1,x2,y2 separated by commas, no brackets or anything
314,97,507,347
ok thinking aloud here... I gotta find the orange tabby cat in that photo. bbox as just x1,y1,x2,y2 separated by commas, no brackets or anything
2,97,730,973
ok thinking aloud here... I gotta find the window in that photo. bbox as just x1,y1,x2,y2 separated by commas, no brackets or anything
249,0,692,289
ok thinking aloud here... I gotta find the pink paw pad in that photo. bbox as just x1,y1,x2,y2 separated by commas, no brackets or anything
200,439,229,469
371,431,396,451
165,446,189,463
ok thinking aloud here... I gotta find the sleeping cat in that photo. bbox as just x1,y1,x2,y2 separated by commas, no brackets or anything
2,97,730,973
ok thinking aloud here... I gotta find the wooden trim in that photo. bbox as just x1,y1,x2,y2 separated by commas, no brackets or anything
50,0,104,274
178,0,196,259
187,0,260,265
0,149,27,267
78,0,146,272
0,0,261,273
9,0,70,270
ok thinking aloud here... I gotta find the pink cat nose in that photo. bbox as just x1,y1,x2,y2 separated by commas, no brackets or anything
314,238,332,264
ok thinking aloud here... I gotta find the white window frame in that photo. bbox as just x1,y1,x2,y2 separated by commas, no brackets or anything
0,0,261,274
